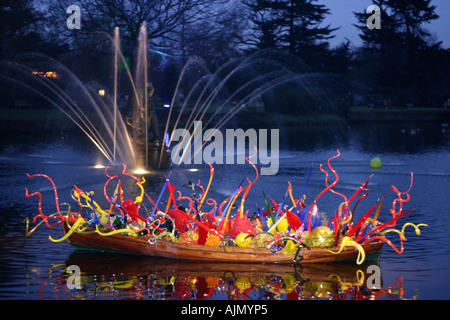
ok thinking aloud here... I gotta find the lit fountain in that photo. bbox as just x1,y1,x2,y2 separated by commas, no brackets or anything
0,24,170,172
1,53,137,168
1,22,345,173
159,49,343,167
112,24,170,171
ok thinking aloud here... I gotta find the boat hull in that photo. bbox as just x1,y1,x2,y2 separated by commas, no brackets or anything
63,224,383,264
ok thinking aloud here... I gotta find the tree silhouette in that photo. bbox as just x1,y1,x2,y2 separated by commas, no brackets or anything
353,0,448,106
244,0,337,70
44,0,236,67
0,0,45,58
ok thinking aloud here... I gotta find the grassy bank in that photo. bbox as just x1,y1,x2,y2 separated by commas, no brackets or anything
2,107,448,134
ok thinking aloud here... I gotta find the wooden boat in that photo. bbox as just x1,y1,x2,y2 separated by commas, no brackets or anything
62,223,383,264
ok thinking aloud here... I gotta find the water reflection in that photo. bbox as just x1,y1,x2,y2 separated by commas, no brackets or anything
1,121,449,299
279,122,449,154
19,251,413,300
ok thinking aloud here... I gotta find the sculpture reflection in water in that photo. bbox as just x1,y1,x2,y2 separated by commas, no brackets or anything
27,253,415,300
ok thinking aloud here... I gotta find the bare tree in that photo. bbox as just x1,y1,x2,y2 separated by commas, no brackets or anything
179,1,249,69
41,0,236,66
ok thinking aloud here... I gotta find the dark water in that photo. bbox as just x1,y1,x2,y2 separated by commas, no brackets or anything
0,120,449,300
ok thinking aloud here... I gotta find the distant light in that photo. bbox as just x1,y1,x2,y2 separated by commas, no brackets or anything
133,168,150,175
98,89,105,96
188,168,199,172
94,164,105,169
32,71,60,79
163,104,170,108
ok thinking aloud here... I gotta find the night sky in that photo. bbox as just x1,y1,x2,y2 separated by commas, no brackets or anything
319,0,450,48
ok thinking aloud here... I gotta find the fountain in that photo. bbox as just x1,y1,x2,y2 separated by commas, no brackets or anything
158,50,345,170
0,53,137,167
113,24,170,170
0,23,171,172
0,22,347,173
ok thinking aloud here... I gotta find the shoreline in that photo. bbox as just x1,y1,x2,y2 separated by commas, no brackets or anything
1,107,449,133
347,107,450,123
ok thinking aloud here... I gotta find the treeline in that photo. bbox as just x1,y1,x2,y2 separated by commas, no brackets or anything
1,0,449,113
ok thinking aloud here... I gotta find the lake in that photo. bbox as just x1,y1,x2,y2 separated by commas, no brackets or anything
0,119,449,300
